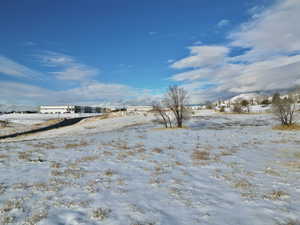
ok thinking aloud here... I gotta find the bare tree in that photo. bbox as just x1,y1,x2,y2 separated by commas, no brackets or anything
164,85,190,128
152,103,173,128
272,93,296,126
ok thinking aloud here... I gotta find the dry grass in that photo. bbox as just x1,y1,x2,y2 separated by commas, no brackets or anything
51,168,85,179
278,220,300,225
92,208,111,221
1,216,15,225
64,141,88,149
152,148,163,154
132,222,156,225
76,155,100,163
151,126,189,131
104,169,116,176
25,210,48,225
0,154,9,159
191,150,210,160
50,162,62,169
273,124,300,131
30,142,57,149
0,199,23,213
294,152,300,158
263,190,289,200
283,161,300,171
233,179,252,189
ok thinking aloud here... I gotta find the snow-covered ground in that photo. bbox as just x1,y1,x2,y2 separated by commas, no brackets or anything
0,113,102,125
0,111,299,225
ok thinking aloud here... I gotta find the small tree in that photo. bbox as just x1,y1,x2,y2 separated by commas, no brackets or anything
261,99,270,105
165,85,190,128
204,101,213,109
240,99,250,113
272,94,296,126
272,93,281,103
153,86,190,128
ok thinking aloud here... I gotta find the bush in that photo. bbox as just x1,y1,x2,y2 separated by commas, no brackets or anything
219,106,225,112
272,95,295,126
232,103,242,113
261,99,270,105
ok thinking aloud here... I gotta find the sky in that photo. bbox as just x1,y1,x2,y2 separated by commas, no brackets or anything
0,0,300,106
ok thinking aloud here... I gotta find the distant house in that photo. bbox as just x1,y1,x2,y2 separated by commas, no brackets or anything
39,105,103,114
186,104,202,110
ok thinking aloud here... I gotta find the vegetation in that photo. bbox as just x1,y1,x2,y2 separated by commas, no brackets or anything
272,93,296,126
153,85,190,128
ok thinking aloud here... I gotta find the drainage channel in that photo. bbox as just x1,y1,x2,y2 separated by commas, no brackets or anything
0,117,88,140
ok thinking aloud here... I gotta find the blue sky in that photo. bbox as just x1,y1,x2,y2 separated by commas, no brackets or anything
1,0,299,106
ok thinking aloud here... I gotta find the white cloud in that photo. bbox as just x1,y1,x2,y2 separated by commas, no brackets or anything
0,55,41,78
169,0,300,102
171,68,214,81
149,31,158,35
229,0,300,57
38,51,99,81
171,46,229,69
217,19,230,28
0,80,156,106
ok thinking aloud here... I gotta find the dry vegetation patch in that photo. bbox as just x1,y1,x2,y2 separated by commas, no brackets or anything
64,141,88,149
92,208,112,221
191,150,210,160
273,124,300,131
233,179,253,190
263,190,289,200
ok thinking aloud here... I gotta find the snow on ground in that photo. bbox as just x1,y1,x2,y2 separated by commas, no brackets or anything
0,113,102,137
0,111,299,225
0,113,101,125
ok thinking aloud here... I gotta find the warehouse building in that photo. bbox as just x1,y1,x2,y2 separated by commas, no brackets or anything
39,105,103,114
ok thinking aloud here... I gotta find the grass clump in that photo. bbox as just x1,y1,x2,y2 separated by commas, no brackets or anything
273,124,300,131
92,208,111,221
191,150,210,160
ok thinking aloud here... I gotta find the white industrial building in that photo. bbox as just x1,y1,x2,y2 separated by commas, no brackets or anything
40,105,103,114
126,106,153,112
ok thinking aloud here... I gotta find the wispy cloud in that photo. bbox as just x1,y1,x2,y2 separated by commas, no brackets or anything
170,46,229,69
217,19,230,28
0,55,41,78
37,51,100,81
148,31,158,36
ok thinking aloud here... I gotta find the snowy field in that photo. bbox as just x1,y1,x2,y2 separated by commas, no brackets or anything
0,113,102,125
0,113,102,137
0,111,299,225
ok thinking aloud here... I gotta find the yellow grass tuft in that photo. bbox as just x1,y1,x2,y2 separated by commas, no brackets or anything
151,126,189,131
272,124,300,131
191,150,210,160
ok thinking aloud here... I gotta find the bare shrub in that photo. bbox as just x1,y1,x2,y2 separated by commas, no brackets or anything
263,190,289,200
232,103,243,113
92,208,111,221
152,103,173,128
0,120,8,128
272,93,296,126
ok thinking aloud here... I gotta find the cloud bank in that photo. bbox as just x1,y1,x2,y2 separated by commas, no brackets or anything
170,0,300,103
